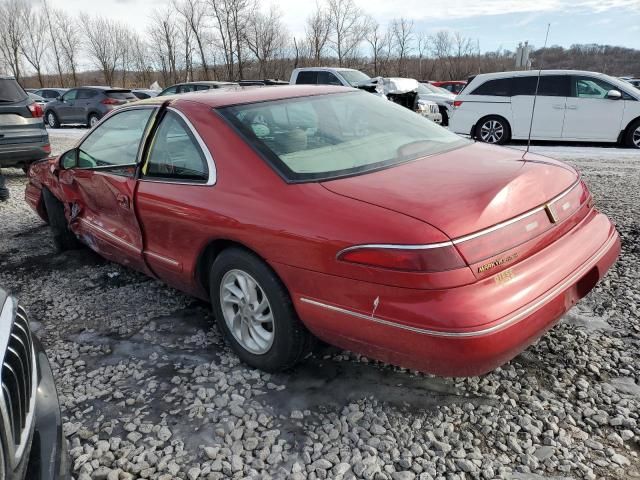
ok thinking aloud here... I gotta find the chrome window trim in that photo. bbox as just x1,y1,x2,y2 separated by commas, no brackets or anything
0,298,37,471
335,177,581,257
138,106,217,187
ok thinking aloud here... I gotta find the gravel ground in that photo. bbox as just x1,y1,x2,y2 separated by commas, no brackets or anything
0,131,639,480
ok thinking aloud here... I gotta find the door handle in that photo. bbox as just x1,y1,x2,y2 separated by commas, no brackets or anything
566,105,578,110
116,194,130,209
552,104,565,110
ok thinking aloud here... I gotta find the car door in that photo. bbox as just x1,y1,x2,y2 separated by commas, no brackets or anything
510,74,569,139
562,75,626,141
56,89,79,123
135,107,214,293
75,89,98,123
58,107,157,273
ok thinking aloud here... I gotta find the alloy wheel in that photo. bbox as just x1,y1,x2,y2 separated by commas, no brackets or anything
47,112,55,126
220,269,274,354
480,120,504,144
633,126,640,148
90,116,99,127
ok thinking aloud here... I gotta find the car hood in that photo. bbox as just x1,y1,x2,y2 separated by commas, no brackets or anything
321,142,578,239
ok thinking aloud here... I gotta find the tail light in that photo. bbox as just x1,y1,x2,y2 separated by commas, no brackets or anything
42,144,51,154
453,100,463,108
337,244,467,272
101,98,124,105
28,102,44,118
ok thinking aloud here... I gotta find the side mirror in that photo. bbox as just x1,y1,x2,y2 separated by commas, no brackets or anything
606,90,622,100
59,148,78,169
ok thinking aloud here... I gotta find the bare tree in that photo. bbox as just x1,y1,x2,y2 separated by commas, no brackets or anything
42,0,65,86
245,5,287,78
327,0,368,67
55,10,82,86
390,17,413,76
148,9,180,86
305,3,331,66
82,14,126,86
174,0,211,80
20,7,48,87
0,0,27,82
130,32,152,87
416,31,430,80
365,19,388,76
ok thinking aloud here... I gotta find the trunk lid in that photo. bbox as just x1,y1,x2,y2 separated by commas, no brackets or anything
323,143,587,278
322,142,579,242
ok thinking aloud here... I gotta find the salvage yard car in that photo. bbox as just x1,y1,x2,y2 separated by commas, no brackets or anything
0,288,69,479
25,86,620,376
450,69,640,148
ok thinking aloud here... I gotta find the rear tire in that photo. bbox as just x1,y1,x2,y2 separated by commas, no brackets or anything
625,119,640,149
88,113,100,128
0,175,9,202
41,188,81,251
209,247,311,372
45,111,59,128
475,116,511,145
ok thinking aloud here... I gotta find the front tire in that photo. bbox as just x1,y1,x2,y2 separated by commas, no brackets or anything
475,116,511,145
209,247,311,372
41,188,81,251
625,119,640,149
45,111,59,128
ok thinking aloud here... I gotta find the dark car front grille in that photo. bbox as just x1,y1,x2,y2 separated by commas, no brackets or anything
1,304,35,450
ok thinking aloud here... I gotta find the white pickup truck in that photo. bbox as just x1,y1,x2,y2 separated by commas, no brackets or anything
289,67,443,124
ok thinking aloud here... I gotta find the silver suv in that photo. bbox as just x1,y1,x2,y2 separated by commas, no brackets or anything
0,77,50,170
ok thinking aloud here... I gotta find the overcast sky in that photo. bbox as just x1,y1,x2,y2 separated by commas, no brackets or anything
48,0,640,52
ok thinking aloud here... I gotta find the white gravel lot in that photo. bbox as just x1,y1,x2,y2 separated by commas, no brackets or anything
0,132,638,480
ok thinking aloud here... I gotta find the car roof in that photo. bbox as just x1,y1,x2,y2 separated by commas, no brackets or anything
136,85,354,108
173,81,237,86
472,69,620,79
294,67,359,72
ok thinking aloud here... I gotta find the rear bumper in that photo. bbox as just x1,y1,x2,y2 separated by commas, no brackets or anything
278,210,620,376
0,141,50,167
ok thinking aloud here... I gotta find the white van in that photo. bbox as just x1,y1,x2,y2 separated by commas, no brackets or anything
449,70,640,148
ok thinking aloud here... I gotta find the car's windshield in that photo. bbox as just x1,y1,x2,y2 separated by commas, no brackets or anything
219,91,469,182
339,70,371,86
0,78,27,102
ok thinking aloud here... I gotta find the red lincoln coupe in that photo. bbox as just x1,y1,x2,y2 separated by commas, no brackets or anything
25,86,620,376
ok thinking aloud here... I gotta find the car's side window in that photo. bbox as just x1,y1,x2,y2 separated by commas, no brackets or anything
574,76,632,100
471,78,512,96
537,75,570,97
195,85,211,91
77,108,154,170
62,90,78,101
511,76,538,96
142,111,209,183
77,89,97,100
318,71,342,86
296,71,318,85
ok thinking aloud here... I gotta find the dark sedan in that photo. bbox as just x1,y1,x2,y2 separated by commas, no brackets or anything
44,87,138,128
0,288,69,479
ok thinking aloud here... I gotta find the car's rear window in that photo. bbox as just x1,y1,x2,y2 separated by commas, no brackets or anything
0,78,27,102
106,90,137,100
219,91,469,182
